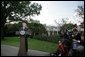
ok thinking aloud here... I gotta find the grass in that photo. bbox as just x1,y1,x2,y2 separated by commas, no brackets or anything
1,37,57,52
1,37,20,47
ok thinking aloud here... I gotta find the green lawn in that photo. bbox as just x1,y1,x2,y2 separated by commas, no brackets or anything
1,37,57,52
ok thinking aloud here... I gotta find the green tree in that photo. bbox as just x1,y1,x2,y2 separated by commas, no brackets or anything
5,23,20,37
28,23,47,36
4,22,47,37
60,23,74,31
1,1,42,39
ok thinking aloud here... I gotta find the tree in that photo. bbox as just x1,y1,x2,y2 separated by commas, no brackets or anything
4,22,47,37
1,1,42,39
28,23,47,36
75,5,84,19
54,18,68,30
60,23,74,31
61,18,68,25
4,23,21,37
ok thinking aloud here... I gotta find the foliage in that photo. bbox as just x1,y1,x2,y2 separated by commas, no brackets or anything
75,5,84,19
1,1,42,38
60,23,74,31
4,22,47,37
28,23,47,36
1,1,42,22
33,34,61,43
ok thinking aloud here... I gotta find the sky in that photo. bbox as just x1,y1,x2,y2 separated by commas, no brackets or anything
29,1,84,26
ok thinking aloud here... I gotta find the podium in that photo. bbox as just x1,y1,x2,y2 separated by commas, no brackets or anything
16,30,30,56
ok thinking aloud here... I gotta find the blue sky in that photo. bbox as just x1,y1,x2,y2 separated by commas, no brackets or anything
30,1,84,26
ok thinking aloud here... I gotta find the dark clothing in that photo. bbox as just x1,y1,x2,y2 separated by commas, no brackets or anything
80,41,84,46
25,38,28,52
60,31,70,46
60,31,72,52
73,32,81,40
19,27,31,38
19,27,31,52
72,32,84,46
60,30,70,40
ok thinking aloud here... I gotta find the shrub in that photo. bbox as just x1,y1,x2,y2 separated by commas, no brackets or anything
33,34,61,43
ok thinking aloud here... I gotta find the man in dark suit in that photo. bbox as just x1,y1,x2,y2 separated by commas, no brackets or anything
20,21,31,52
18,21,31,56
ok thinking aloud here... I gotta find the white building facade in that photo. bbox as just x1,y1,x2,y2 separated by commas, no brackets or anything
45,25,60,36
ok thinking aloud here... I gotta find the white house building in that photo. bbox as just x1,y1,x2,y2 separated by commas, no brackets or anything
44,25,60,36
